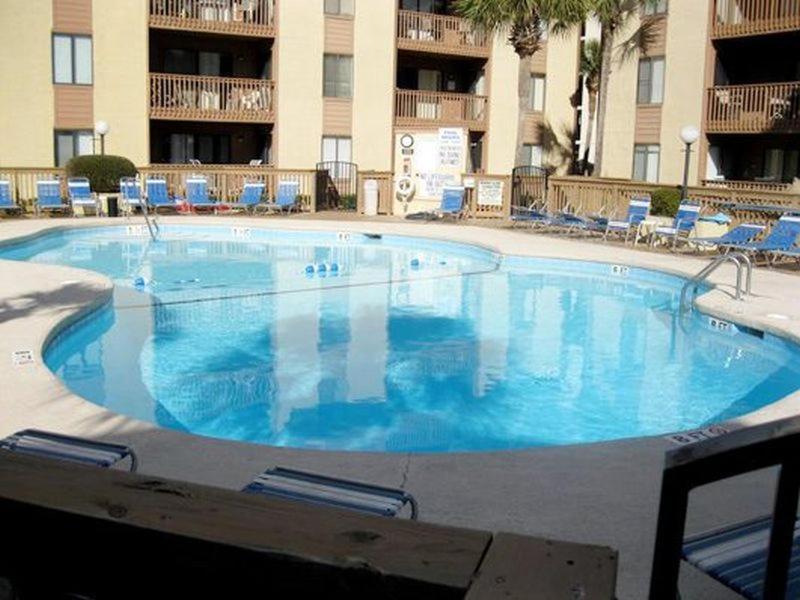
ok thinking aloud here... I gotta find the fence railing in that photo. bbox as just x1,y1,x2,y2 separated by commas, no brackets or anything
149,0,276,37
396,10,490,56
394,89,488,130
356,172,394,215
466,175,512,219
0,168,65,212
150,74,275,123
713,0,800,38
705,82,800,133
702,178,793,192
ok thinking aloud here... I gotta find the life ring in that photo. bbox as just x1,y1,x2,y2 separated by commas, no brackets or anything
395,175,416,202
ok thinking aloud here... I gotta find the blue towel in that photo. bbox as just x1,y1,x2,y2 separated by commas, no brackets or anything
699,212,732,225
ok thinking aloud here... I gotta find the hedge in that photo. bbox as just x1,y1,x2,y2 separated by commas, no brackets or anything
65,155,137,193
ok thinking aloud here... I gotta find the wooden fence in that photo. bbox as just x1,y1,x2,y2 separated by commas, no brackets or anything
356,171,393,215
466,174,512,220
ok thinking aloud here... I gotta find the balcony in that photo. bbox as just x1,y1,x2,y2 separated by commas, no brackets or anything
396,10,490,58
705,82,800,133
150,73,275,123
149,0,275,37
713,0,800,38
394,89,487,130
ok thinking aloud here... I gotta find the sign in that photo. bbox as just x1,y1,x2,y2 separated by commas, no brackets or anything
11,350,34,367
477,179,504,206
438,128,464,168
420,173,458,199
665,425,729,446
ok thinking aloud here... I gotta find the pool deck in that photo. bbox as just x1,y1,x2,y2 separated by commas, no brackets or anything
2,216,799,599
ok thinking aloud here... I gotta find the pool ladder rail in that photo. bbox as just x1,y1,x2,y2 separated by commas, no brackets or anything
679,252,753,314
140,200,160,242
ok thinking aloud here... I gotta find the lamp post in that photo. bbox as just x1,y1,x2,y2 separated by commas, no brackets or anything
95,120,110,155
679,125,700,201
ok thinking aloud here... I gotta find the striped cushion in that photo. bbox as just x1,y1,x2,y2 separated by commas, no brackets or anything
0,430,131,469
682,516,800,599
243,468,411,518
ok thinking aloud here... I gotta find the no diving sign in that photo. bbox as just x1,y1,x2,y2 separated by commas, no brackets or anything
11,350,35,367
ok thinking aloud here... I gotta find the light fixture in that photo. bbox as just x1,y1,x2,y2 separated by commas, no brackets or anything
95,120,110,155
680,125,700,145
679,125,700,200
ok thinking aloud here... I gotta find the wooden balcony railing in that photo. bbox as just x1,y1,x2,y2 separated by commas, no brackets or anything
396,10,490,57
150,73,275,123
713,0,800,38
705,82,800,133
701,178,793,192
394,89,488,130
149,0,275,37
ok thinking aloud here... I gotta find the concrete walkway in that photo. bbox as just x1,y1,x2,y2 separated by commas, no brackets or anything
1,216,799,599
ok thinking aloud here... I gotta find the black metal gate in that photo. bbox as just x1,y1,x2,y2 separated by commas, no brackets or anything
511,165,548,209
315,162,358,211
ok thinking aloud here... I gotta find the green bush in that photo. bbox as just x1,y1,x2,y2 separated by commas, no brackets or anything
65,155,137,193
340,194,357,210
650,187,682,217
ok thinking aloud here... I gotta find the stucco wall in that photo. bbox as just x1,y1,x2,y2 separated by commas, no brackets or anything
485,35,518,174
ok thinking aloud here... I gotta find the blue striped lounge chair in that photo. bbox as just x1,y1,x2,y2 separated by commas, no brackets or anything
650,202,702,249
242,467,418,519
186,176,224,213
68,177,100,217
145,178,180,213
719,214,800,264
119,177,144,215
604,196,652,244
434,186,466,219
0,180,22,215
691,223,766,252
36,179,69,216
226,181,265,213
0,429,137,471
259,180,301,213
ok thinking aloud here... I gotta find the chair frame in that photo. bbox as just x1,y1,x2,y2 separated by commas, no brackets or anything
649,416,800,599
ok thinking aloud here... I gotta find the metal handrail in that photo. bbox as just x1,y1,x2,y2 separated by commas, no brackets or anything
140,193,159,241
679,252,753,313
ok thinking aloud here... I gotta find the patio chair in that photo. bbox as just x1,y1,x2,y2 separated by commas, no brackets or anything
242,467,418,519
119,177,144,216
67,177,100,217
510,199,555,228
145,178,181,214
649,415,800,599
0,429,137,472
259,180,301,214
650,201,702,249
0,180,22,215
690,223,766,252
186,176,225,213
226,181,265,213
718,214,800,264
36,179,69,216
434,186,466,219
604,195,652,244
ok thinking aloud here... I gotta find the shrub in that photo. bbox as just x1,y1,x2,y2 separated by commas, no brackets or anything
65,155,137,193
650,187,682,217
340,194,357,210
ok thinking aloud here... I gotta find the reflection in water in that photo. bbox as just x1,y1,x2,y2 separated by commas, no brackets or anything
21,230,800,452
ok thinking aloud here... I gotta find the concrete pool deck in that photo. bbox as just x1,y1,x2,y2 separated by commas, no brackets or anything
1,216,799,599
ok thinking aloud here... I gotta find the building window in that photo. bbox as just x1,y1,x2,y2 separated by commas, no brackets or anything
633,144,660,183
325,0,354,15
54,130,94,167
637,57,665,104
168,134,231,164
764,148,800,182
643,0,668,16
322,136,352,163
529,75,546,112
522,144,544,168
53,34,92,85
323,54,353,98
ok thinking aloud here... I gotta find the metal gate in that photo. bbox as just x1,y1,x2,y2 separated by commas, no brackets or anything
511,165,548,210
315,161,358,211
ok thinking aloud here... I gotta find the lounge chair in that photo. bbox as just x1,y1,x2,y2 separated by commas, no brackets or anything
650,202,702,249
36,179,69,216
145,178,181,214
186,176,225,213
67,177,100,217
0,180,22,215
434,186,466,219
604,195,652,244
719,214,800,263
259,180,301,214
119,177,144,216
226,181,266,214
690,223,766,252
242,467,418,519
510,200,554,228
0,429,137,472
649,415,800,599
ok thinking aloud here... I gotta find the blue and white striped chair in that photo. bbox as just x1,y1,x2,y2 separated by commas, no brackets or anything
145,178,181,213
604,195,651,244
0,180,22,215
36,179,69,216
650,201,702,249
226,181,266,213
691,223,766,252
119,177,144,216
67,177,100,217
260,180,301,214
186,176,224,213
0,429,137,471
242,467,418,519
434,186,466,219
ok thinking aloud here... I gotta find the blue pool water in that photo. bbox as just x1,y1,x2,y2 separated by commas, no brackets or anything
2,225,799,452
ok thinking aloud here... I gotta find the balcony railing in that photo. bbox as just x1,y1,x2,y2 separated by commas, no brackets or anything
394,89,488,130
701,178,792,192
149,0,275,37
713,0,800,38
150,73,275,123
705,82,800,133
396,10,490,57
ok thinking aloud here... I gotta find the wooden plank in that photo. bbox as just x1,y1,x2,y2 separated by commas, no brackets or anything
54,85,94,129
52,0,92,34
0,452,489,598
466,533,618,599
325,15,354,54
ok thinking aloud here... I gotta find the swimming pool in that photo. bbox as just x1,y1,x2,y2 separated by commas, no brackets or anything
2,225,799,452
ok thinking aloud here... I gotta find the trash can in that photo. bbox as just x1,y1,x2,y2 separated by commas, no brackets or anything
363,179,379,216
106,194,119,218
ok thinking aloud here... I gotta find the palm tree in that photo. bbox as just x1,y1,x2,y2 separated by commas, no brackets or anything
579,39,601,175
455,0,585,167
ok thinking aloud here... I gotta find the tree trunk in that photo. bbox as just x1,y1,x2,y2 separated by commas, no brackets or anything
515,54,534,168
593,25,614,177
583,90,597,175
